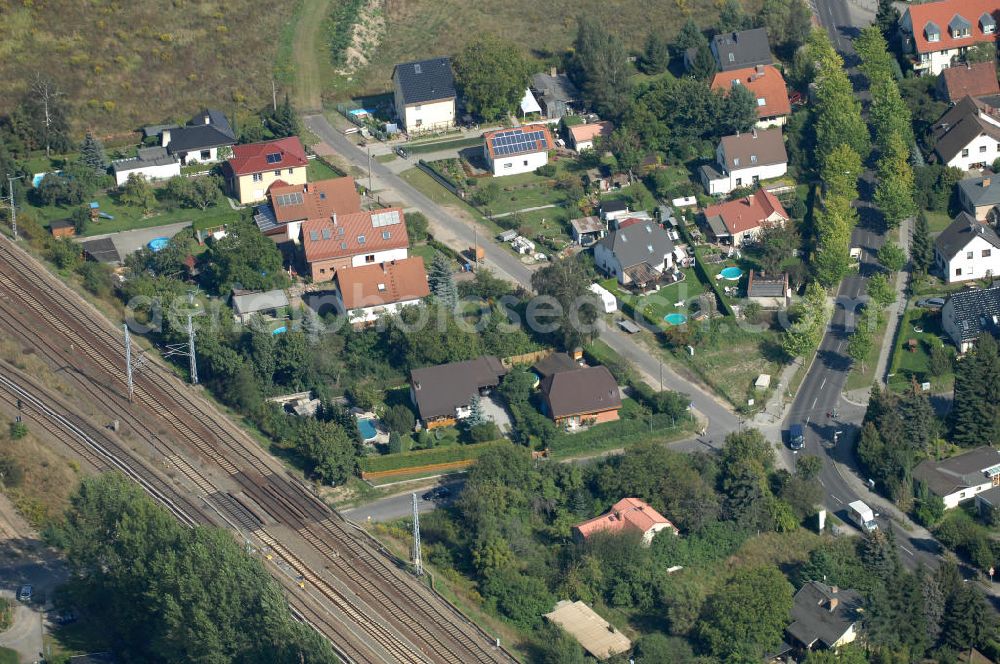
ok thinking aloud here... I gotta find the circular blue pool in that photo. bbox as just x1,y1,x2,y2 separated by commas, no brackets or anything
720,266,744,281
147,237,170,252
664,313,688,326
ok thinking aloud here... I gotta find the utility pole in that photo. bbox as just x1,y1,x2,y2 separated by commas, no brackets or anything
6,174,23,240
366,143,373,196
271,79,278,112
411,493,423,576
186,291,199,385
123,324,134,403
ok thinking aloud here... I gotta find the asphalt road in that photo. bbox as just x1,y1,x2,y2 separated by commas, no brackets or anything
302,115,738,440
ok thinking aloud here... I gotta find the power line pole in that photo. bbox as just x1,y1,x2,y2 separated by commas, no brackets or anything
123,324,134,403
411,493,423,576
6,174,23,240
186,291,199,385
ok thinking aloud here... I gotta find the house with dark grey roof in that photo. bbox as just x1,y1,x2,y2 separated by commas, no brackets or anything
913,446,1000,508
144,109,236,166
530,70,581,120
941,284,1000,352
111,146,180,186
958,173,1000,221
540,365,621,426
931,96,1000,171
392,57,456,134
532,352,580,379
700,127,788,196
409,356,507,428
710,28,774,72
933,212,1000,283
593,220,675,290
785,582,863,652
231,288,289,325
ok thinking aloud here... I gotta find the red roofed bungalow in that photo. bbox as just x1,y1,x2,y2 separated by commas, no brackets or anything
703,188,789,246
222,136,309,205
573,498,678,546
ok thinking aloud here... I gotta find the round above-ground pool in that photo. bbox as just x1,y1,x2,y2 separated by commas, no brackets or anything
147,237,170,252
664,313,688,326
720,266,744,281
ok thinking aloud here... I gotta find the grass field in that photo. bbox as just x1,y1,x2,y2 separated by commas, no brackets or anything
307,157,343,181
887,303,955,393
844,309,890,392
0,647,17,664
289,0,336,111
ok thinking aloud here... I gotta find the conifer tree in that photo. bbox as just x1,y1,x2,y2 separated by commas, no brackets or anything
428,253,458,310
951,334,1000,446
79,132,108,174
910,211,933,274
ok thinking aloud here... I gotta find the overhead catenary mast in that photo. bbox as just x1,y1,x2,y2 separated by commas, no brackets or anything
412,493,423,576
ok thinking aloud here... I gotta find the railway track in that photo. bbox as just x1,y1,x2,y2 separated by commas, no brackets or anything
0,235,515,664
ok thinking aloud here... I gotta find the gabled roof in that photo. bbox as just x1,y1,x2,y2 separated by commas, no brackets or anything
601,199,629,214
483,125,554,160
747,270,788,298
268,177,362,225
711,27,774,71
532,352,580,378
711,65,792,120
530,72,580,103
935,212,1000,259
301,207,409,263
719,127,787,171
786,582,862,650
596,220,675,270
231,289,289,315
544,601,631,660
932,96,1000,163
913,446,1000,496
703,189,789,236
569,121,614,145
225,137,307,176
574,497,675,540
410,357,507,420
393,57,456,106
335,257,429,310
540,365,621,419
941,284,1000,344
166,109,236,153
958,173,1000,208
939,62,1000,103
112,146,178,173
903,0,999,54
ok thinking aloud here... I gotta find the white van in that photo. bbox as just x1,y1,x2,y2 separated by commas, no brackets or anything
848,500,878,534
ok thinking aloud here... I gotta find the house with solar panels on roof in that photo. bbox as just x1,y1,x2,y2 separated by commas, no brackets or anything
222,136,308,205
392,57,457,134
301,207,410,282
482,125,555,176
253,177,362,243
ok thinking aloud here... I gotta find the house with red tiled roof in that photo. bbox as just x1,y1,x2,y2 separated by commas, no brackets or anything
482,125,554,176
703,188,789,246
333,257,429,325
938,61,1000,103
253,177,362,243
568,121,614,152
899,0,999,76
222,137,308,205
711,64,792,128
573,498,678,546
301,207,409,282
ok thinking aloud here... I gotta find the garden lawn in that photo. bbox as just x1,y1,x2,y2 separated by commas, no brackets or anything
602,270,707,329
307,158,342,181
547,399,693,460
504,207,573,248
924,210,953,234
0,648,16,664
844,308,890,392
409,243,440,268
887,303,954,393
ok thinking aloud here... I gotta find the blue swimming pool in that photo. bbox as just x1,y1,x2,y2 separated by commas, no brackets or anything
720,266,744,281
271,326,287,335
148,237,170,252
664,313,688,326
358,419,378,441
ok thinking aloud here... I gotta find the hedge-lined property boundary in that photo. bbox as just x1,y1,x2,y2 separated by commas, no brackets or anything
359,440,508,474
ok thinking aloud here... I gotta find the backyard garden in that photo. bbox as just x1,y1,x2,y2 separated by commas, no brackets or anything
887,301,956,393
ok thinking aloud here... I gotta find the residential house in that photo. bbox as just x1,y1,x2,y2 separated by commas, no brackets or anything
301,207,409,282
482,125,554,176
540,365,622,426
409,356,508,428
111,146,180,186
599,200,631,224
49,219,75,239
702,188,789,245
746,270,790,309
570,216,606,246
700,127,788,196
530,70,581,120
933,212,1000,282
710,27,774,72
150,109,236,165
711,65,792,128
392,57,456,134
231,289,289,325
333,257,429,325
222,137,308,205
975,485,1000,520
913,446,1000,508
254,177,362,243
931,96,1000,170
941,284,1000,352
543,601,631,660
959,173,1000,221
532,352,581,379
786,582,863,652
593,220,675,289
938,61,1000,103
568,121,614,152
899,0,998,76
572,497,677,545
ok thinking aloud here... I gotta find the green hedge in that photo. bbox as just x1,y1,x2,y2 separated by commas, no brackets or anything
549,413,688,459
360,440,509,473
407,137,484,155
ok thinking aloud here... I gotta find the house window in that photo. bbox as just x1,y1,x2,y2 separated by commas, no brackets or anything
415,119,423,127
967,251,974,259
200,149,211,160
382,230,391,240
414,105,422,111
319,268,326,274
365,254,375,263
956,268,963,276
287,168,294,175
728,52,735,62
981,145,989,153
963,148,970,157
756,97,766,107
735,177,743,186
504,162,512,169
252,173,263,182
274,170,281,176
984,249,993,257
523,160,529,166
358,235,366,245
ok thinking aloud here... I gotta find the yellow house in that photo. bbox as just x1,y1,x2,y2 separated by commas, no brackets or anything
392,58,457,134
222,136,308,205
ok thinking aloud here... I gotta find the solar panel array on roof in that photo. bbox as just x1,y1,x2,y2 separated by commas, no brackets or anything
490,128,546,156
275,192,304,206
265,152,282,164
371,210,401,228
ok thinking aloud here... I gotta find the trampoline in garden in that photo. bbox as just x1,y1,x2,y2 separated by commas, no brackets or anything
147,237,170,252
664,313,688,326
357,418,378,441
720,266,744,281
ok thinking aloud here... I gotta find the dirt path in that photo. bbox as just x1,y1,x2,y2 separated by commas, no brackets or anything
291,0,333,112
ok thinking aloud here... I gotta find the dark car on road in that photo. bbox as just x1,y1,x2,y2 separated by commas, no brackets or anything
789,424,805,451
395,146,409,159
421,487,452,501
17,584,32,602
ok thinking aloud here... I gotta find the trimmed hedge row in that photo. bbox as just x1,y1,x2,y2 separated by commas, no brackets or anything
359,439,508,473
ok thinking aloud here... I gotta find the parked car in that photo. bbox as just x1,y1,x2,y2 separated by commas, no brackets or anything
395,146,409,159
916,297,945,309
789,423,805,451
17,584,32,602
421,486,451,501
848,500,879,533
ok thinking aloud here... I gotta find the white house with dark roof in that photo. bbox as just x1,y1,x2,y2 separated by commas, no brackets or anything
700,127,788,195
913,446,1000,508
931,96,1000,171
941,284,1000,352
111,146,180,186
934,212,1000,283
958,173,1000,221
593,220,675,289
392,57,456,134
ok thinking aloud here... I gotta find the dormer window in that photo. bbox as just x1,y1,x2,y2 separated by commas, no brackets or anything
756,97,766,107
948,14,971,38
728,52,735,62
982,13,997,34
733,157,741,167
926,20,941,42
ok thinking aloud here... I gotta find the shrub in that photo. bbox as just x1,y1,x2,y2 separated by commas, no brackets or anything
383,404,416,434
8,421,27,440
0,456,24,487
535,164,556,177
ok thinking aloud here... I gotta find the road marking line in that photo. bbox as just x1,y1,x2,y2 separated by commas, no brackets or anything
818,478,826,487
831,494,843,504
811,397,818,409
900,545,915,557
820,377,827,390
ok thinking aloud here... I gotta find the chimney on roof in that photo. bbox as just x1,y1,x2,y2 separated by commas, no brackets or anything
755,64,764,76
332,213,338,226
203,113,211,125
828,597,839,612
984,177,991,188
751,127,758,139
550,66,557,77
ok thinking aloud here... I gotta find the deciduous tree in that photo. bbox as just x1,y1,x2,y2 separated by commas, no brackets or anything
453,37,531,122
